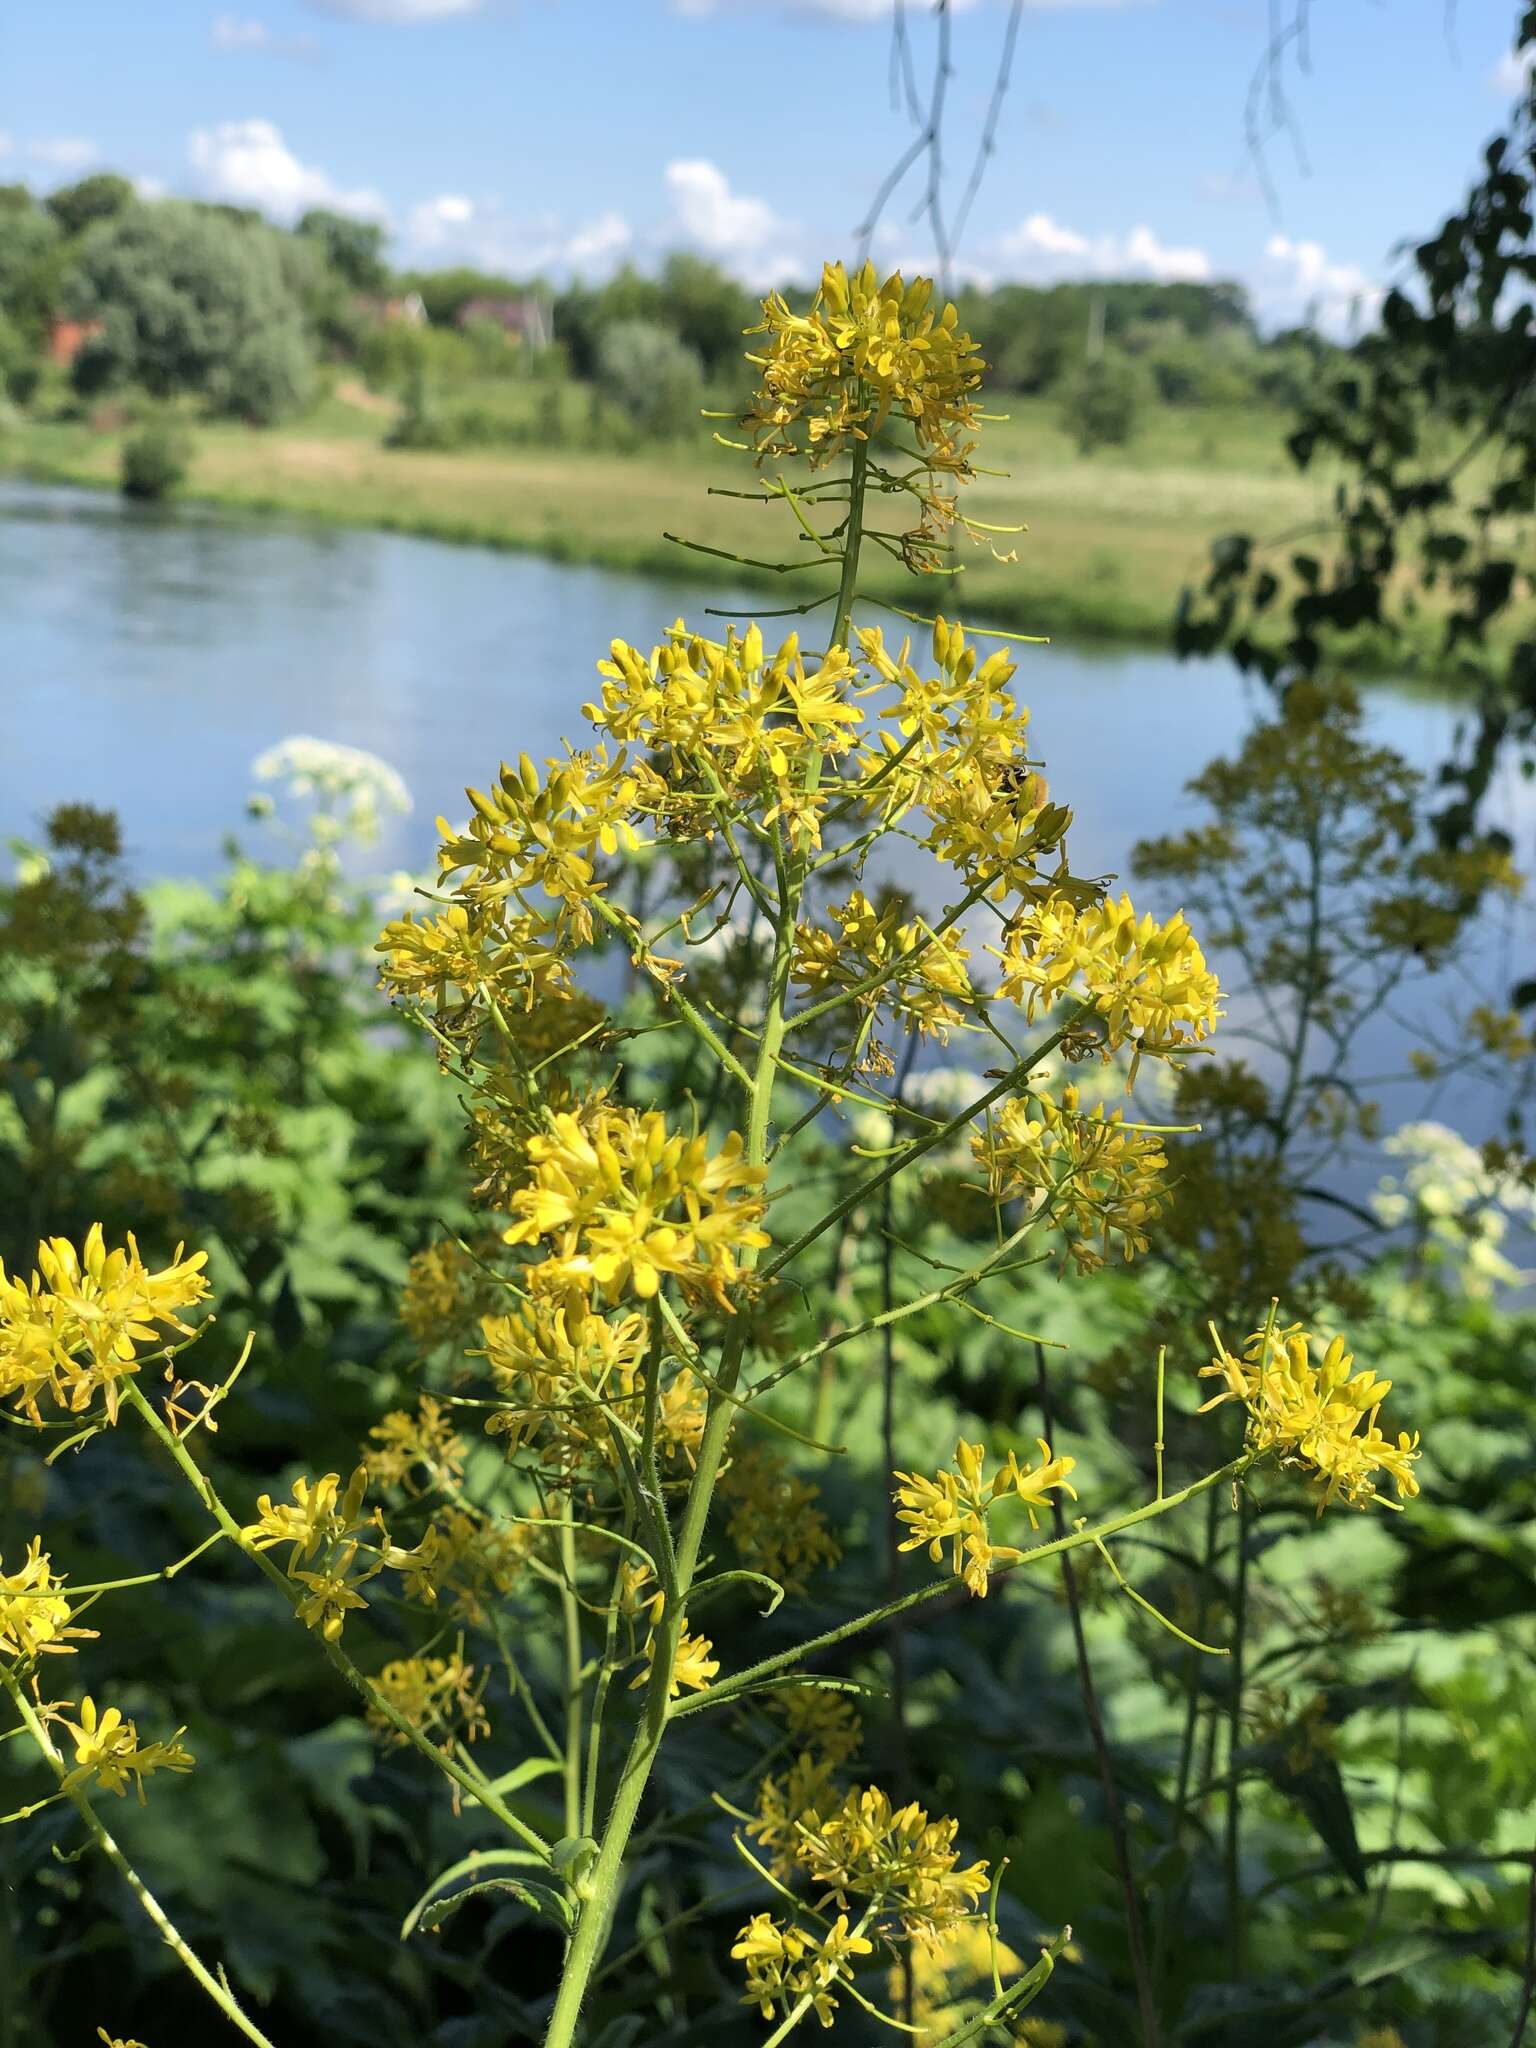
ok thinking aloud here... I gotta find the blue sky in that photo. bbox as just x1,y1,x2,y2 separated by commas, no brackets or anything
3,0,1530,330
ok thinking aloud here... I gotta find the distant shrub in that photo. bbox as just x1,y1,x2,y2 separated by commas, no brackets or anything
1058,350,1147,453
594,317,704,441
119,419,192,500
1145,338,1253,407
0,310,39,405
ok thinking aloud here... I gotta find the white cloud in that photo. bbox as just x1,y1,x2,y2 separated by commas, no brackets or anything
1259,233,1382,335
0,135,12,158
995,211,1210,281
189,118,388,223
403,193,632,277
26,137,99,169
566,211,632,269
1492,43,1535,94
307,0,480,19
213,14,318,56
663,159,798,284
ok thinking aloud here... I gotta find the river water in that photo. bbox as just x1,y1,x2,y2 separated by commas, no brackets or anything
4,478,1532,1204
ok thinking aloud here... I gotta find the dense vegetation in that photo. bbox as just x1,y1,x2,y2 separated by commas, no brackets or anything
0,169,1335,467
3,251,1535,2048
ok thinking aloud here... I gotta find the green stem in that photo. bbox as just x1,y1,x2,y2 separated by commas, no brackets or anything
0,1665,278,2048
542,829,806,2048
672,1457,1249,1721
831,439,868,650
119,1379,550,1859
559,1496,585,1842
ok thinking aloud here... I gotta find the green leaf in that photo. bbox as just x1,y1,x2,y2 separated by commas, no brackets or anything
485,1755,565,1798
401,1850,570,1940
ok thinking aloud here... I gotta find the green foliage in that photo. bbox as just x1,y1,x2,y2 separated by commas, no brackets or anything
593,316,704,441
0,196,64,342
296,207,389,294
64,200,314,422
44,171,134,240
119,417,192,499
1058,348,1148,453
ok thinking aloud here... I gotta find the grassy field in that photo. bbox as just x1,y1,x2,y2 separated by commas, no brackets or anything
1,388,1333,648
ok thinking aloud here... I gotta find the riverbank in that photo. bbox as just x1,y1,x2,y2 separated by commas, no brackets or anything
1,397,1332,649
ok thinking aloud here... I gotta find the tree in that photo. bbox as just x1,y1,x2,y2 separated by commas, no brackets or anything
296,208,388,294
0,199,63,341
1057,349,1146,453
593,316,704,440
1178,1,1536,885
65,200,313,422
44,172,133,240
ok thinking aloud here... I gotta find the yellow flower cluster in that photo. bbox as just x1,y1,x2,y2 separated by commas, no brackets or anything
750,1750,844,1878
366,1653,488,1751
743,261,983,481
440,748,661,944
241,1467,381,1640
0,1226,209,1425
376,900,570,1017
998,893,1221,1081
53,1696,194,1804
893,1438,1078,1597
388,1504,536,1625
973,1086,1168,1271
478,1295,705,1473
731,1911,874,2030
363,1395,465,1495
588,622,862,850
399,1237,496,1354
1199,1318,1422,1511
773,1686,864,1768
793,890,974,1057
0,1539,93,1662
797,1783,991,1944
502,1103,769,1311
858,619,1074,900
719,1444,842,1597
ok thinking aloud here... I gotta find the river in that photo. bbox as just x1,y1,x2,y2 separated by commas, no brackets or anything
4,478,1532,1212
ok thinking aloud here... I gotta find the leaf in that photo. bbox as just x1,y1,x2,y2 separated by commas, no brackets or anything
485,1755,565,1798
1260,1744,1367,1893
401,1849,571,1940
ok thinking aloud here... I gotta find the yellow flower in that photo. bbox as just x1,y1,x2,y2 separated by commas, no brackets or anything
773,1686,863,1768
0,1539,95,1662
748,1751,842,1877
55,1697,193,1804
363,1396,465,1495
719,1443,842,1597
632,1627,720,1698
793,889,974,1053
0,1225,209,1424
973,1086,1168,1271
386,1505,535,1623
240,1467,369,1572
291,1541,380,1641
377,901,570,1014
367,1653,488,1750
731,1910,873,2030
97,2031,147,2048
796,1782,990,1943
744,261,984,480
893,1437,1076,1596
502,1103,769,1311
1200,1317,1421,1511
998,892,1221,1080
